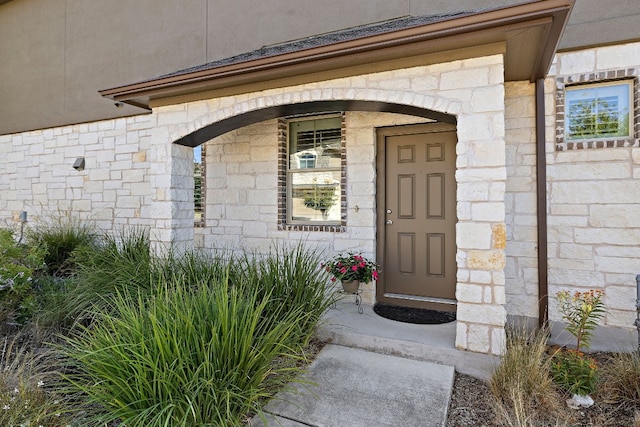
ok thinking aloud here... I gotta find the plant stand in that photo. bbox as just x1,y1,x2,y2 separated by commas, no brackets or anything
336,280,363,314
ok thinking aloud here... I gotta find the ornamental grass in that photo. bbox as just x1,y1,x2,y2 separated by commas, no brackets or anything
61,275,313,426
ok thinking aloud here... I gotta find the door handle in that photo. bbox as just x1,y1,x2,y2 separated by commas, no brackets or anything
386,219,393,225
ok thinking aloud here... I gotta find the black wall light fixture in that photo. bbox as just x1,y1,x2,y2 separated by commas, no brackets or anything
72,157,85,171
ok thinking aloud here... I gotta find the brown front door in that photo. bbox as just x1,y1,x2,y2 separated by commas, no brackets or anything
376,124,457,311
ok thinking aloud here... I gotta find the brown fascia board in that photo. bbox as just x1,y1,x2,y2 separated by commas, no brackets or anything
100,0,574,107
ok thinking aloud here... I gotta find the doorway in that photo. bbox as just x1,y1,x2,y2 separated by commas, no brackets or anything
376,123,457,311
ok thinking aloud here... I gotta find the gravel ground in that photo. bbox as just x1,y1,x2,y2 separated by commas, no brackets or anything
446,371,639,427
446,373,496,427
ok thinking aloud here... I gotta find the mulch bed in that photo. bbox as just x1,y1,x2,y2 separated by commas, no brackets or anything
446,352,640,427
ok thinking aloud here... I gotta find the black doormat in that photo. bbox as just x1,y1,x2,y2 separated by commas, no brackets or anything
373,303,456,325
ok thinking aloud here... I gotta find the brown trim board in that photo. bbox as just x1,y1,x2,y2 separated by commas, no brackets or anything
536,78,549,327
100,0,574,109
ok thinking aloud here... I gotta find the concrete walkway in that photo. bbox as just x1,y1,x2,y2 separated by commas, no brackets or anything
252,344,455,427
251,300,500,426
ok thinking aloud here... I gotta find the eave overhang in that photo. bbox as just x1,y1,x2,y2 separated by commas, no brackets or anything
100,0,574,109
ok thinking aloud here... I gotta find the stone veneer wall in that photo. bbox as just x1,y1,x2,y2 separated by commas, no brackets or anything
544,42,640,350
504,81,539,319
0,116,155,231
502,42,640,350
1,51,509,355
160,53,509,355
2,42,639,353
196,112,432,304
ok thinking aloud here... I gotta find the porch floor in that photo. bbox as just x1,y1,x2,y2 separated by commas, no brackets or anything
316,299,500,380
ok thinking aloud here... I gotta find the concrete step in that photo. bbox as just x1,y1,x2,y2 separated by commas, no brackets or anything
316,300,500,381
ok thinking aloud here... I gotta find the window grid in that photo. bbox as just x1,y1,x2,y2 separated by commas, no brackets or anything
555,68,640,151
567,94,620,139
277,114,347,232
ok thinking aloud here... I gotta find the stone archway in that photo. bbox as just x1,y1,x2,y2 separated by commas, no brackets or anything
151,55,508,355
172,100,455,148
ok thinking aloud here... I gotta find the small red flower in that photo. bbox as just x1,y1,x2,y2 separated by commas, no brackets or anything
325,252,379,284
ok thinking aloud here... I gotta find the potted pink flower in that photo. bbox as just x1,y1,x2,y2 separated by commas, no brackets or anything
323,252,379,293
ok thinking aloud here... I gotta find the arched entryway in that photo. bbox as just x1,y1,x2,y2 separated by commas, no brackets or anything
172,101,459,314
99,1,576,355
171,100,455,148
147,53,509,355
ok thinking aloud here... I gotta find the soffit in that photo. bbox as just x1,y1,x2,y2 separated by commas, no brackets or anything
100,0,574,109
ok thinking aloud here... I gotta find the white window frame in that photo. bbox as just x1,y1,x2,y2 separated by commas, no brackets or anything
565,80,633,141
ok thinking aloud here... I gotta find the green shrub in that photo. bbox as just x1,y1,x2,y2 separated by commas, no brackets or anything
157,242,334,348
550,349,599,395
158,248,236,287
556,289,606,351
61,275,311,427
67,230,333,330
238,242,335,346
31,276,73,330
25,213,97,277
551,289,605,395
63,227,153,320
0,228,46,325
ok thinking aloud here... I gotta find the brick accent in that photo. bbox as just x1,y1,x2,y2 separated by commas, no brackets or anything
555,68,640,151
194,143,206,228
276,113,347,232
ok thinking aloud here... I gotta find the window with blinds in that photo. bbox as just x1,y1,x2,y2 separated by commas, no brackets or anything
287,115,342,224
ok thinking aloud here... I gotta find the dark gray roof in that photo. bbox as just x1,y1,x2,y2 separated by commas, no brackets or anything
159,10,483,80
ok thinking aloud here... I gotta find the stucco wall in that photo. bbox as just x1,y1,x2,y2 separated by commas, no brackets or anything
3,0,640,136
0,0,510,136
